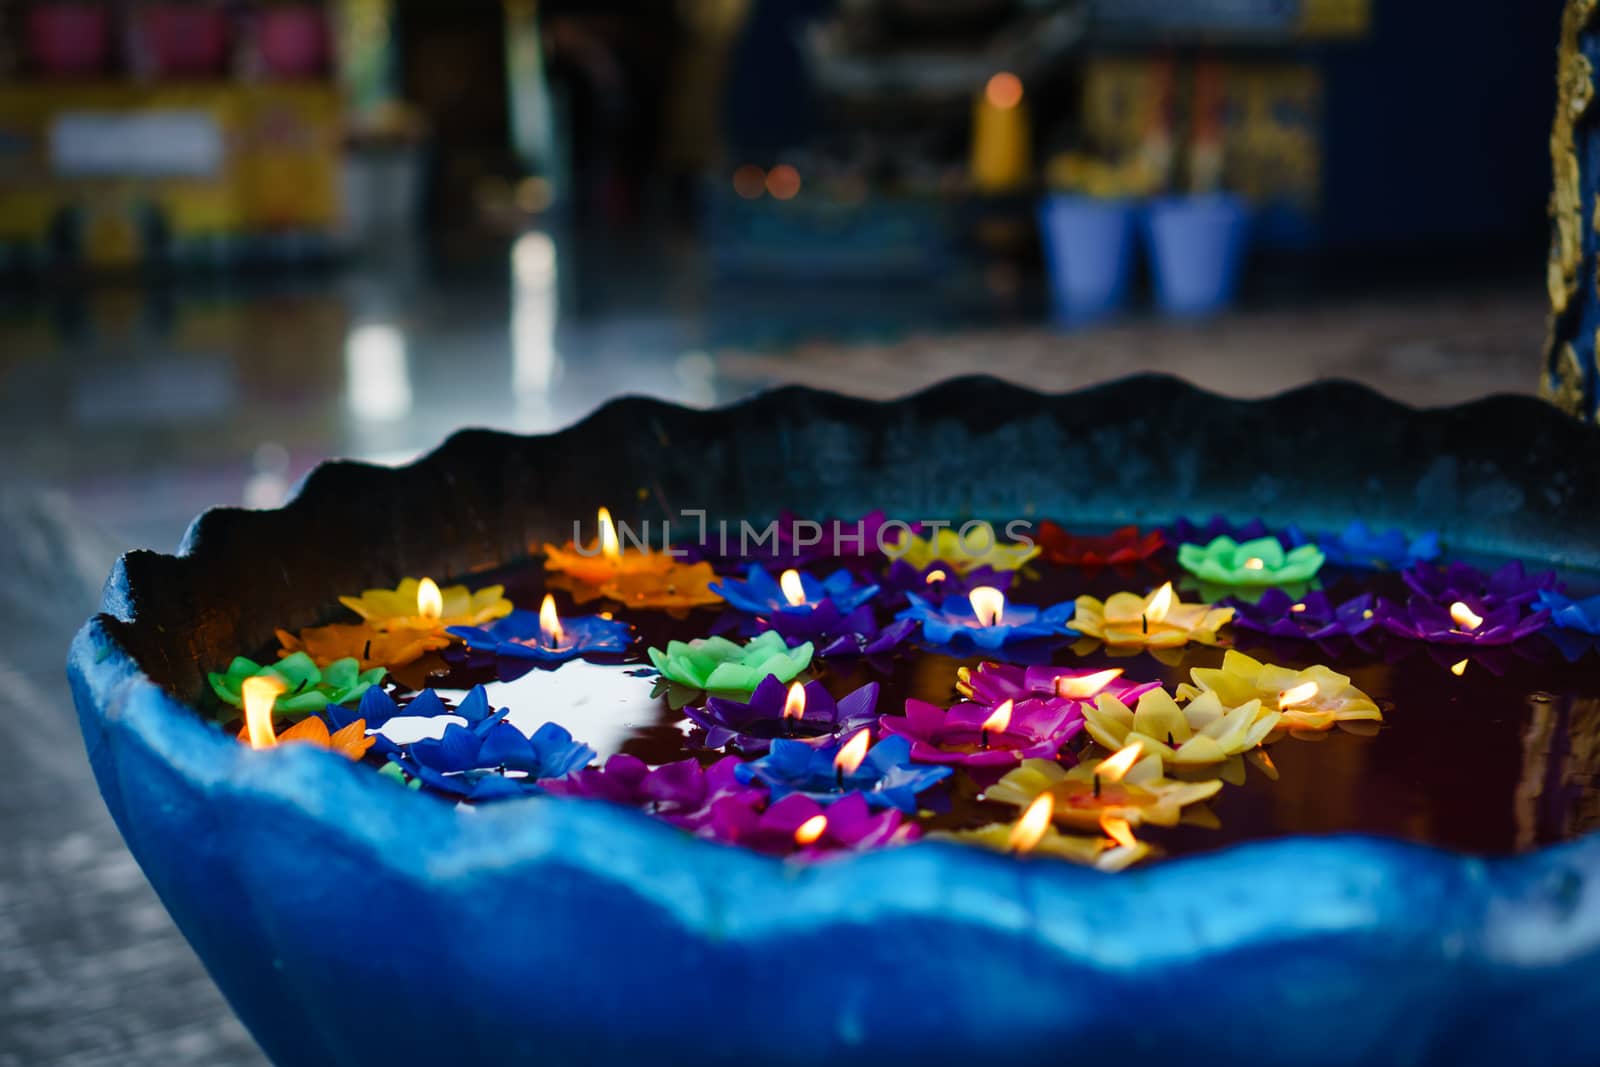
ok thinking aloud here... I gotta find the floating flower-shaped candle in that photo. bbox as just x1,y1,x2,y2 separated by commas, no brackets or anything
1070,582,1233,648
447,595,632,665
706,792,919,857
592,560,724,612
896,586,1074,650
684,676,880,753
955,662,1161,708
276,622,450,671
1036,522,1166,568
1535,589,1600,634
341,576,513,632
389,692,595,802
886,523,1039,573
987,747,1222,833
1083,688,1279,766
876,558,1015,606
932,793,1150,871
544,506,676,586
237,676,376,760
1226,589,1378,642
647,631,814,695
1284,520,1440,570
543,753,762,831
878,697,1084,770
1374,596,1547,647
776,606,916,660
1174,650,1381,732
1401,560,1558,610
733,732,952,812
1178,535,1325,587
711,565,879,617
210,652,385,715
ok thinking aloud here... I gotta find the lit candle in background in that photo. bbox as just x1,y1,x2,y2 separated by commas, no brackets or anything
1008,793,1054,853
834,729,871,788
969,586,1005,627
972,70,1031,192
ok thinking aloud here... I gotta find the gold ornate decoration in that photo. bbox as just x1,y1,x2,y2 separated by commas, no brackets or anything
1544,0,1599,415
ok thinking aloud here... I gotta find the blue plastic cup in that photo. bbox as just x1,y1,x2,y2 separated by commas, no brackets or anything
1144,193,1251,317
1037,195,1138,325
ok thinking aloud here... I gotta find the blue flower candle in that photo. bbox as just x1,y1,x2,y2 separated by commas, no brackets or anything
448,595,632,666
710,565,879,622
733,732,951,812
1285,520,1440,570
897,586,1074,650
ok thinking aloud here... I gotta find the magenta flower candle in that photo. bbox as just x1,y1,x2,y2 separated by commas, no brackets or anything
956,662,1162,708
542,753,762,832
704,792,919,857
878,697,1085,772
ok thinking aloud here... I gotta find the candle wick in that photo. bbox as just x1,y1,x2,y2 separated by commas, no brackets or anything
1167,732,1174,746
980,729,989,750
835,767,844,790
362,639,372,660
1141,614,1149,634
1093,773,1101,798
294,678,309,694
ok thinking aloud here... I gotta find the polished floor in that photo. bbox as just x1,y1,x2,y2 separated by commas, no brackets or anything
0,231,1553,1064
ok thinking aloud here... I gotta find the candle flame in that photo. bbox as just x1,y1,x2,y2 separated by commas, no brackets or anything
794,814,828,846
969,586,1005,627
1449,601,1483,632
242,676,286,750
539,594,564,644
598,507,620,562
783,682,806,721
834,729,871,777
1144,582,1174,625
416,577,443,620
1009,793,1053,852
1243,557,1265,570
925,568,948,584
779,569,807,607
1100,813,1138,850
1054,668,1124,700
985,71,1024,111
1450,658,1468,677
1278,681,1320,711
982,699,1014,735
1097,741,1144,783
1290,602,1307,613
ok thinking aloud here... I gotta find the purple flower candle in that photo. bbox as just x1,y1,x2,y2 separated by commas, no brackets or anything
1375,596,1548,646
876,558,1016,607
1226,589,1380,642
682,676,880,753
1401,560,1558,610
447,595,632,666
705,792,919,857
897,587,1075,651
878,697,1085,772
543,753,762,831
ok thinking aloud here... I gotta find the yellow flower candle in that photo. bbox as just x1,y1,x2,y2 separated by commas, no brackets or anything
933,791,1151,872
987,746,1223,832
888,523,1040,573
338,576,512,633
1083,688,1280,766
1071,581,1234,648
1175,650,1382,732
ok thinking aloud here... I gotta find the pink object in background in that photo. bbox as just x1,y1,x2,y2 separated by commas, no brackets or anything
139,3,231,78
258,4,329,78
27,1,111,77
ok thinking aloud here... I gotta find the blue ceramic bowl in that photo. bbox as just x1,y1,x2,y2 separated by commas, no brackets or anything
70,377,1600,1066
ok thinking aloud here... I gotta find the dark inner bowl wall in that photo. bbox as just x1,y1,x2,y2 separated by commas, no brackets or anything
99,374,1600,708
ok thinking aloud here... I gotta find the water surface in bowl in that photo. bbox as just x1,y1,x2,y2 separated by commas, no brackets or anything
243,541,1600,861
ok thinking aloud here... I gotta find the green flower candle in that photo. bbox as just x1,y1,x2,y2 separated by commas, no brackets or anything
647,631,814,695
1177,536,1325,587
208,652,385,715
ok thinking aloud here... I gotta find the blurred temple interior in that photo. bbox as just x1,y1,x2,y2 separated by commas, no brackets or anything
0,4,1578,1059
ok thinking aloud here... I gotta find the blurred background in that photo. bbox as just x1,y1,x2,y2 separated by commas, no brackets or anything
0,0,1571,1063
